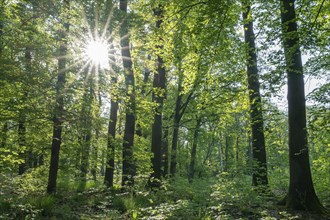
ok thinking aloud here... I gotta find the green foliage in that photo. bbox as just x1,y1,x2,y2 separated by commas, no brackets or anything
0,0,329,218
1,172,329,219
25,195,55,216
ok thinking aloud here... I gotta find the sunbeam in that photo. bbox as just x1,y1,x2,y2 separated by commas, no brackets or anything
84,38,109,70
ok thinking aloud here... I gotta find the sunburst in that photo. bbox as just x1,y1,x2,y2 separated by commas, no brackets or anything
84,37,110,70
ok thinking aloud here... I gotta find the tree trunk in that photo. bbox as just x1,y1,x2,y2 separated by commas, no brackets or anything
162,127,169,178
203,126,215,165
47,0,69,194
170,74,183,177
188,117,201,183
242,2,269,186
247,134,253,174
79,132,91,189
149,6,166,188
279,0,325,212
18,111,26,175
224,135,229,172
24,46,34,170
136,61,150,137
120,0,136,186
0,122,8,148
18,46,32,175
79,81,94,189
104,76,118,187
91,92,102,182
0,0,3,57
235,136,239,163
217,136,223,172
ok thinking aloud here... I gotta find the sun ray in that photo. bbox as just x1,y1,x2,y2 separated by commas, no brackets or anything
101,6,115,40
67,1,135,92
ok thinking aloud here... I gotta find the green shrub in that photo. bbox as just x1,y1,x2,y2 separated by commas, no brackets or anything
26,194,55,216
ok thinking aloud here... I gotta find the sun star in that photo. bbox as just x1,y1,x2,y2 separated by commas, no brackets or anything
85,39,109,69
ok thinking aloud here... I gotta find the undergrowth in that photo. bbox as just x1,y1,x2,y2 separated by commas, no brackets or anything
0,167,329,219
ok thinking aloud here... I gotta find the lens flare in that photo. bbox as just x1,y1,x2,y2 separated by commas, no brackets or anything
84,39,109,69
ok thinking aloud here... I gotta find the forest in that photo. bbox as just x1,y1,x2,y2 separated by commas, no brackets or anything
0,0,329,219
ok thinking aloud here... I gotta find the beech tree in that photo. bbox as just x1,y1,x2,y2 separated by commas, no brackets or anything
279,0,325,212
149,5,166,187
1,1,329,218
242,1,269,187
47,0,70,194
120,0,136,186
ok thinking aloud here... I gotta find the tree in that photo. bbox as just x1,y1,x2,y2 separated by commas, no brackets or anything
104,75,118,187
47,0,70,194
120,0,136,186
149,5,166,187
242,1,269,187
170,70,183,177
279,0,325,212
188,117,201,183
78,77,94,190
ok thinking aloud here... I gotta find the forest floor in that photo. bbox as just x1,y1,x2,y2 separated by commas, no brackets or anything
1,170,329,220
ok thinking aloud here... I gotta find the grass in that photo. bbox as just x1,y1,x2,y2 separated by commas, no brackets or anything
0,168,329,219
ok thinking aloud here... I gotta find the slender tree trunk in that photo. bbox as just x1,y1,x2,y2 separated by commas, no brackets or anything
162,126,169,178
203,126,215,165
149,6,166,187
18,46,32,175
224,135,229,172
39,154,44,166
141,62,150,95
80,132,91,188
217,136,223,172
104,76,118,187
136,63,150,137
79,82,93,189
0,0,3,57
235,136,239,163
170,74,183,177
188,117,201,183
0,122,8,148
18,111,26,175
47,0,70,194
247,134,253,174
0,4,6,152
120,0,136,186
91,92,102,182
242,2,268,186
279,0,325,212
24,46,34,170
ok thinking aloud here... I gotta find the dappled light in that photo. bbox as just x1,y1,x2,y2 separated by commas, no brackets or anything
0,0,329,219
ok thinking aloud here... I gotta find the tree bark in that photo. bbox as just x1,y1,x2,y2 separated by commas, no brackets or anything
188,117,201,183
0,122,8,148
242,2,269,186
120,0,136,186
279,0,325,212
162,126,169,178
0,0,3,57
224,135,229,172
170,74,183,177
79,81,94,190
203,126,215,165
235,136,239,163
47,0,70,194
149,5,166,188
18,46,31,175
18,111,26,175
91,93,102,182
136,62,150,137
217,135,223,172
104,76,118,187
